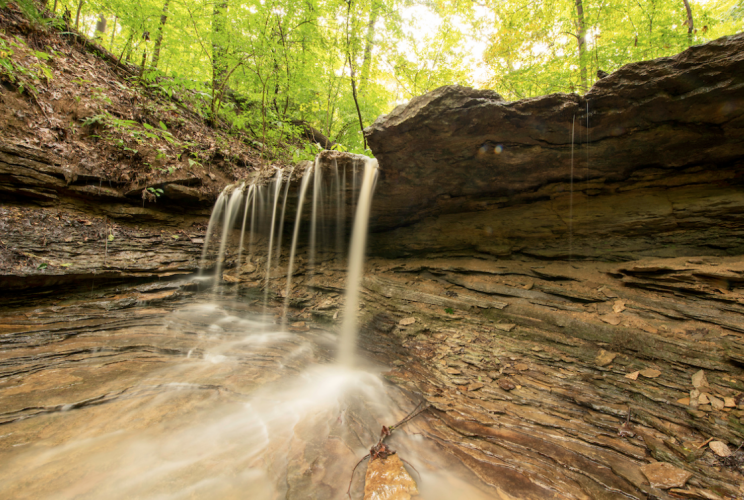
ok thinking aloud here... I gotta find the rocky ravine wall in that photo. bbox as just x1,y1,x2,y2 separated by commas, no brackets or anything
336,32,744,499
364,33,744,261
0,141,216,291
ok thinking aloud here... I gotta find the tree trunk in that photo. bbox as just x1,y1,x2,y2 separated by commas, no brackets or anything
152,0,170,69
682,0,694,43
359,1,379,93
74,0,84,31
345,0,367,150
212,1,228,95
110,16,117,51
574,0,587,93
348,54,367,150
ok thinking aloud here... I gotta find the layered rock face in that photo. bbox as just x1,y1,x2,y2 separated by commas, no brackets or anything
365,33,744,260
0,142,225,290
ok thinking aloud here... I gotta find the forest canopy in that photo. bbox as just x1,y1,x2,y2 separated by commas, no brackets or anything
12,0,744,153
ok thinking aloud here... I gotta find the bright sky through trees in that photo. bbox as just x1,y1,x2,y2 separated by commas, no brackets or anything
47,0,744,152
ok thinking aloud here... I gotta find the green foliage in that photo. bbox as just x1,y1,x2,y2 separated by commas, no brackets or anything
37,0,742,156
0,36,53,95
147,186,164,197
444,307,454,314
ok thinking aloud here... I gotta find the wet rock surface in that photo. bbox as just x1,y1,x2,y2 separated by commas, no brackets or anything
0,205,212,291
1,255,743,499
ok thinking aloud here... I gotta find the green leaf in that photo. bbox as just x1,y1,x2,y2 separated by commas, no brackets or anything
108,234,115,242
158,121,168,130
37,263,47,270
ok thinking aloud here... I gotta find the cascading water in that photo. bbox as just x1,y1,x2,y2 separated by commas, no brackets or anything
199,154,378,362
338,158,378,365
1,154,510,500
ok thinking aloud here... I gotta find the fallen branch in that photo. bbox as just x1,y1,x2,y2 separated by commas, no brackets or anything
346,400,429,498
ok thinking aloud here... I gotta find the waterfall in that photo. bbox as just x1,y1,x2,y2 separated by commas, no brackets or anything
281,162,315,327
338,158,378,366
263,169,284,311
199,154,378,365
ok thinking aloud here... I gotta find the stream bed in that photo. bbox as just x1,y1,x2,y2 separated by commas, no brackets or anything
0,282,495,499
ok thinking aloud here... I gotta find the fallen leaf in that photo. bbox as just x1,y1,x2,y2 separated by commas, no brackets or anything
709,441,731,457
691,370,708,389
599,313,622,325
595,349,617,367
399,317,416,326
364,454,418,500
677,397,690,405
709,395,724,411
625,371,640,380
498,378,516,391
640,368,661,378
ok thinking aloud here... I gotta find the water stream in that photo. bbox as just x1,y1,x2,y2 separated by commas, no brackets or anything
0,154,499,499
0,293,494,500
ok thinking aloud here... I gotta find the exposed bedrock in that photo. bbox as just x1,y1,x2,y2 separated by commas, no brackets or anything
364,33,744,259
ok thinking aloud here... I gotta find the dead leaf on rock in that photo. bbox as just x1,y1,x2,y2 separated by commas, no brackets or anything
677,397,690,405
692,370,709,389
709,395,724,411
364,454,419,500
399,317,416,326
498,378,516,391
709,441,731,457
640,462,693,490
599,313,622,325
640,368,661,378
625,371,640,380
595,349,617,367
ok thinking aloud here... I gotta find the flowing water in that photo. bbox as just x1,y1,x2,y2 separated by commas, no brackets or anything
0,292,496,500
0,150,500,498
0,154,505,499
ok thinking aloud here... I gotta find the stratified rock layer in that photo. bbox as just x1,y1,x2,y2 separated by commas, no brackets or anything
365,34,744,260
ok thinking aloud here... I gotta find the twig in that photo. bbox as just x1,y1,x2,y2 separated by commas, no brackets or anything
346,401,430,499
347,454,371,498
390,401,428,433
697,437,714,449
399,457,420,479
